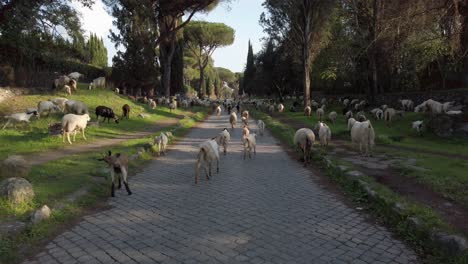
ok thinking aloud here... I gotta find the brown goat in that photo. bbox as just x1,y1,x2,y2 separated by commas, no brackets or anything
122,104,130,119
99,151,132,197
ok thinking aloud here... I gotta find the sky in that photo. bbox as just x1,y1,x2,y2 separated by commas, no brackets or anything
74,0,266,73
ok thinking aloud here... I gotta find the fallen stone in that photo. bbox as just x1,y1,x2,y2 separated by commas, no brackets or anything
1,155,30,178
0,177,34,204
431,232,468,255
345,170,364,178
31,205,51,224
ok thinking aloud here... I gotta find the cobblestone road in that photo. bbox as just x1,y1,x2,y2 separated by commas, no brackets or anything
24,113,419,264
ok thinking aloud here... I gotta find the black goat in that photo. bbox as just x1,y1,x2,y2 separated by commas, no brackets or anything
122,104,130,119
95,106,119,123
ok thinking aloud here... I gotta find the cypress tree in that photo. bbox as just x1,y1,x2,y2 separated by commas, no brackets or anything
243,40,256,95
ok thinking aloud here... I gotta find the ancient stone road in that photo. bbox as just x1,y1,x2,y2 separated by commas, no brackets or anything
23,114,419,264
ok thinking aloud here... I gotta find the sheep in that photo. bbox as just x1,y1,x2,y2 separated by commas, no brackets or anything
293,128,315,166
149,99,156,109
343,98,350,107
321,98,327,105
278,103,284,113
68,72,84,80
54,75,71,89
399,99,414,111
242,125,250,139
316,106,325,121
98,151,132,197
37,101,60,117
65,100,88,115
181,100,189,108
257,120,265,136
318,122,331,147
241,116,248,126
311,100,319,109
92,77,106,88
169,102,176,112
350,120,375,156
384,108,404,126
69,79,77,92
215,106,222,116
214,128,231,155
412,120,424,135
350,99,359,105
328,111,337,124
49,97,68,112
64,85,72,95
304,106,312,117
356,111,367,122
115,87,120,94
381,104,388,111
122,104,130,119
195,139,219,184
442,101,454,112
345,110,353,120
242,110,249,120
268,104,275,114
95,106,119,124
242,133,257,160
229,111,237,129
88,82,93,90
2,111,38,130
153,132,169,156
370,108,384,120
61,113,91,144
347,117,357,130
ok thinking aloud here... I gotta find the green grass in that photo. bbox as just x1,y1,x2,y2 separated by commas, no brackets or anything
0,86,201,159
0,106,209,263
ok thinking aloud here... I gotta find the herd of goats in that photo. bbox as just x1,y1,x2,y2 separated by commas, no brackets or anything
1,78,465,196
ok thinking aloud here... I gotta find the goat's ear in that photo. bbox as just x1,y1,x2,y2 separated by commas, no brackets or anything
108,150,112,156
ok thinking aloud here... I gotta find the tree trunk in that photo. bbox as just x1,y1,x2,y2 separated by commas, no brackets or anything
302,40,311,107
160,40,176,97
368,0,379,104
198,62,205,97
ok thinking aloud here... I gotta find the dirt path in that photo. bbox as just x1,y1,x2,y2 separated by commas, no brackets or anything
271,113,468,237
25,118,181,166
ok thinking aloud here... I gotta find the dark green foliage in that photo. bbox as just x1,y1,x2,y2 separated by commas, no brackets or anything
242,41,256,95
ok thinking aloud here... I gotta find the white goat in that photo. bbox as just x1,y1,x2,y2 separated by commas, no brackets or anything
345,110,353,120
318,122,331,147
328,111,337,124
61,114,91,144
304,106,312,117
2,111,38,129
214,128,231,155
278,103,284,113
350,120,375,156
149,99,157,109
412,120,424,135
399,99,414,111
195,139,219,184
384,108,404,125
347,117,357,130
316,106,325,121
154,132,169,156
242,133,257,160
293,128,315,166
229,111,237,129
215,106,222,116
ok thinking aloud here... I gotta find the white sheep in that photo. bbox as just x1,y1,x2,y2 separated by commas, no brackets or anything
169,102,176,112
343,98,350,107
304,106,312,117
415,99,443,114
2,111,38,129
399,99,414,111
241,116,248,126
318,122,331,147
88,82,93,90
215,106,222,116
347,117,357,130
154,132,169,156
293,128,315,166
356,111,367,122
149,99,157,109
65,100,88,115
115,87,120,94
229,111,237,129
242,133,257,160
316,106,325,121
345,110,353,120
278,103,284,113
37,101,60,117
214,128,231,155
61,114,91,144
64,85,72,95
328,111,337,124
49,97,68,112
257,120,265,136
350,120,375,156
242,110,249,120
370,108,383,120
68,72,84,80
195,139,219,184
412,120,424,135
442,101,454,112
381,104,388,111
384,108,404,125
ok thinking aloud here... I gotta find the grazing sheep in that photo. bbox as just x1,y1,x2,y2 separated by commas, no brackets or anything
415,99,444,114
316,106,325,121
65,100,88,115
229,111,237,129
195,139,219,184
95,106,119,124
370,108,383,120
399,99,414,111
214,128,231,155
37,101,60,117
92,77,106,88
242,133,257,159
278,103,284,113
318,122,331,147
356,111,367,122
54,75,71,89
257,120,265,136
61,113,91,144
442,101,454,112
304,106,312,117
98,151,132,197
345,110,353,121
347,117,357,130
69,79,77,92
149,99,156,109
49,97,68,112
350,120,375,156
153,132,169,156
2,111,38,130
384,108,404,125
328,111,337,124
293,128,315,166
122,104,130,119
412,120,424,135
64,85,72,95
381,104,388,111
215,106,222,116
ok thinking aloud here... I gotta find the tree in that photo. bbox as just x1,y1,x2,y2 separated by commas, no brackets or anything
261,0,336,106
243,41,256,95
184,21,235,97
